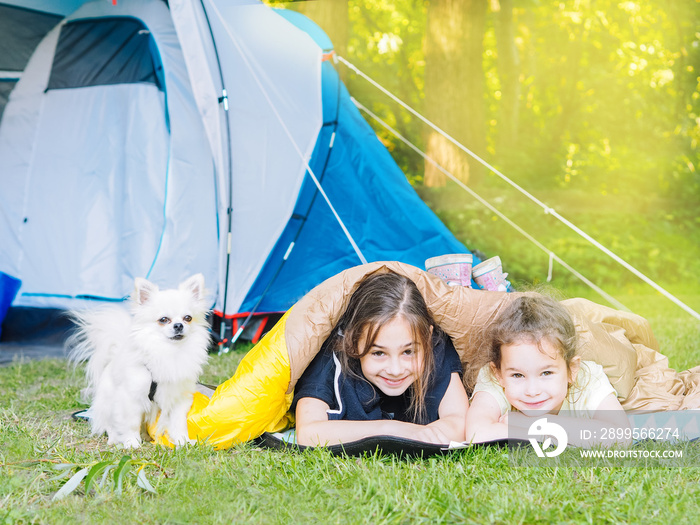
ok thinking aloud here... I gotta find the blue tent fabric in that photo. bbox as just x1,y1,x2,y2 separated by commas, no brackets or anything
240,50,474,313
0,272,21,339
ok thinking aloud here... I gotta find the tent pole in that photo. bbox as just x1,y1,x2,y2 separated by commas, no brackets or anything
198,0,235,352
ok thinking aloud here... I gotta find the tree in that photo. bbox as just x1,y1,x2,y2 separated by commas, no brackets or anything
423,0,487,186
493,0,520,155
293,0,349,82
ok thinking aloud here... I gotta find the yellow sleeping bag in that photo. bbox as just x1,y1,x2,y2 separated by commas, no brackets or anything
161,261,700,449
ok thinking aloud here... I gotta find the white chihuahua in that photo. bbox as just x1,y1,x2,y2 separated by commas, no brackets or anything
67,274,211,448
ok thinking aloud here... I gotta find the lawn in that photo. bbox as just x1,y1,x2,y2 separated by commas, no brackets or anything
2,326,700,524
3,175,700,524
4,180,700,523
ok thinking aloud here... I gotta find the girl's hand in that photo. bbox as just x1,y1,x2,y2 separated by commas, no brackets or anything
465,391,509,443
297,398,455,446
379,419,450,444
411,425,450,445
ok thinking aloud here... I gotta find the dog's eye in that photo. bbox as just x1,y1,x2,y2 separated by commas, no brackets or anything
158,317,170,325
184,315,192,323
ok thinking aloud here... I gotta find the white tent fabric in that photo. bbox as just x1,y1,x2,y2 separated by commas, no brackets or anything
0,0,217,306
170,0,322,315
0,0,322,315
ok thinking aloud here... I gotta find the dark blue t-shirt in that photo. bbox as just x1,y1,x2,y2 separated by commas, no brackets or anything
292,330,463,424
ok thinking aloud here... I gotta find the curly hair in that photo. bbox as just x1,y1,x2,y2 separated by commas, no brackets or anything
489,294,578,372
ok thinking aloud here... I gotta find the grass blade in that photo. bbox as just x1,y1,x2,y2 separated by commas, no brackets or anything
52,467,89,500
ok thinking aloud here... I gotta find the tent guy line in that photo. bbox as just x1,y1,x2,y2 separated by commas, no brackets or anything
337,55,700,323
206,0,367,270
352,97,630,313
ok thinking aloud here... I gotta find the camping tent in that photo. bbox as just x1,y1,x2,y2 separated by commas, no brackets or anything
0,0,469,340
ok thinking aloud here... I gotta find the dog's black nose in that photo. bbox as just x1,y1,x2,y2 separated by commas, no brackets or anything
173,323,184,333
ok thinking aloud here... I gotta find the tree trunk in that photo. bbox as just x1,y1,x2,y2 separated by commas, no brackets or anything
494,0,520,156
423,0,487,187
294,0,349,82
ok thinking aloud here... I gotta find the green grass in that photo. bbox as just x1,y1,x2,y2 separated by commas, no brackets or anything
3,176,700,522
3,335,700,524
418,181,700,293
3,180,699,523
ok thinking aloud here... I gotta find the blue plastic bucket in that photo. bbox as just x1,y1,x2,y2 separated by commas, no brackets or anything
0,272,21,339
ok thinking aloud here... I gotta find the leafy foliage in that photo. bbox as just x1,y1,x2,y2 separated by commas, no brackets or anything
50,455,159,500
269,0,700,316
275,0,699,202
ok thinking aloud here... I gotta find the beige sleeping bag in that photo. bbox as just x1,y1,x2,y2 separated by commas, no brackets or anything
185,261,700,449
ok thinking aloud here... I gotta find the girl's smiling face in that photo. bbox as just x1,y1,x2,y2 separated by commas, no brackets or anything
492,339,580,415
359,315,426,397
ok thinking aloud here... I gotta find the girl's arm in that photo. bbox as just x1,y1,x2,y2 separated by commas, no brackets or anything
423,372,469,442
295,373,469,446
464,391,509,443
295,397,444,446
588,392,632,445
592,393,630,426
507,393,632,447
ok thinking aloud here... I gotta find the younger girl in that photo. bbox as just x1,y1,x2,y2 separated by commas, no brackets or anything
293,272,469,446
465,295,629,445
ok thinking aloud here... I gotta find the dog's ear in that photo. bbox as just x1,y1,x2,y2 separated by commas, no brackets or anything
180,273,205,301
134,278,159,305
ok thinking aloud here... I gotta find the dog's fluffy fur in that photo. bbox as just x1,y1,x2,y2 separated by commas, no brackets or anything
67,274,211,448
